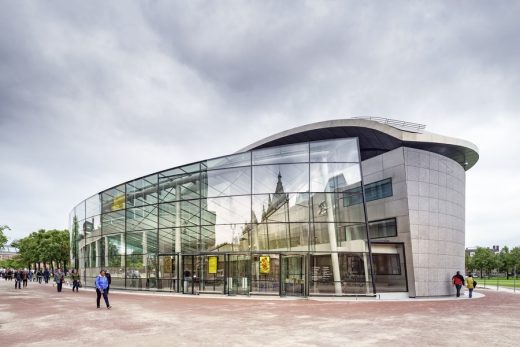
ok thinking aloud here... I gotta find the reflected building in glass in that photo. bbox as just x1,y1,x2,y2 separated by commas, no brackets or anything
70,118,478,298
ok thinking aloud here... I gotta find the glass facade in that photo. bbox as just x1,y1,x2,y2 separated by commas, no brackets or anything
70,137,406,296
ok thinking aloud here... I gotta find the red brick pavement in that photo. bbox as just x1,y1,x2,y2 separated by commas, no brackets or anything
1,279,519,346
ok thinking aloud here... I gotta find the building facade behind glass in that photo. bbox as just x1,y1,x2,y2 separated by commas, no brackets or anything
70,118,478,297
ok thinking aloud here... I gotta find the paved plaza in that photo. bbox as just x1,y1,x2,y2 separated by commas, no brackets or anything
1,279,519,346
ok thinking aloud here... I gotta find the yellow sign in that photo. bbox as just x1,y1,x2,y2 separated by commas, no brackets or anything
208,256,218,274
112,195,125,211
260,256,270,274
164,257,172,273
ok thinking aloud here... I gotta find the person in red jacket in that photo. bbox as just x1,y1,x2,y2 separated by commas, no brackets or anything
452,271,465,297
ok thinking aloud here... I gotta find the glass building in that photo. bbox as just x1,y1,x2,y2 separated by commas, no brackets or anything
70,118,479,298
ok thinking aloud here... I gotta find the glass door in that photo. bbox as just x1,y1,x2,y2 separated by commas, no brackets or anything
199,255,225,294
226,254,250,295
158,255,177,292
182,255,195,294
281,254,305,296
251,254,280,295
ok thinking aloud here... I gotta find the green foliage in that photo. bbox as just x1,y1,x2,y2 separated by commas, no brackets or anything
0,225,10,248
11,229,70,270
0,255,24,269
472,247,497,277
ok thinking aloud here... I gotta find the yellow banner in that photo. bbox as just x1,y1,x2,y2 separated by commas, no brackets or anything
208,256,218,274
112,195,125,211
260,256,270,274
164,257,172,273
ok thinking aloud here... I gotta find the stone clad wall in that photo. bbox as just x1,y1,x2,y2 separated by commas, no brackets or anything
404,147,466,297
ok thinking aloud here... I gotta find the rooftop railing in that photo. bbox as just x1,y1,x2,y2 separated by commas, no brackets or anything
352,116,426,132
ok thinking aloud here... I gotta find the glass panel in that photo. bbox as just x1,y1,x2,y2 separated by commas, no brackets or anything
251,254,280,294
252,223,306,251
227,254,251,295
83,215,101,239
201,167,251,198
309,253,371,295
311,193,366,224
85,194,101,218
126,206,158,231
281,255,305,296
101,184,125,213
158,200,200,229
369,218,397,239
101,211,125,235
158,228,175,254
205,152,251,170
365,178,393,202
253,143,309,165
158,173,201,202
160,163,200,178
372,244,407,292
158,255,178,292
201,223,249,252
201,196,251,225
310,138,359,162
127,231,158,255
341,223,368,242
75,201,86,221
126,174,158,208
198,255,225,294
311,223,368,250
310,163,361,192
253,164,309,194
252,193,309,224
106,234,124,256
181,226,201,253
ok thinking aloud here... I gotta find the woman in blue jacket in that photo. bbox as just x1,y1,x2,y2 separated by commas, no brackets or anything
95,270,111,309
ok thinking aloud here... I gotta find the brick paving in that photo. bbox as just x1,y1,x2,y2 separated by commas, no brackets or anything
1,279,519,346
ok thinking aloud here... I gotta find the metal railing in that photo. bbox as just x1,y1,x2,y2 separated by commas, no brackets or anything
352,116,426,132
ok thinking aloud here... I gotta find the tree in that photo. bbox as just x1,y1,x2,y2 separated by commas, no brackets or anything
0,225,10,248
465,253,475,274
472,247,497,277
497,246,514,279
510,247,520,278
12,229,70,271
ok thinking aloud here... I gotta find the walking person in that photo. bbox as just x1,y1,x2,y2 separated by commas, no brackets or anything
452,271,465,297
54,268,64,292
105,270,112,294
37,269,42,284
43,268,50,284
22,269,28,287
28,270,33,282
466,274,476,298
95,270,111,309
71,269,81,292
14,269,22,289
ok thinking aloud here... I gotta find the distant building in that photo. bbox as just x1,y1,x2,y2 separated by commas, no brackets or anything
0,245,19,260
70,118,479,298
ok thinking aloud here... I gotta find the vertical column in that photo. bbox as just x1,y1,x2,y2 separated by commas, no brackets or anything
143,230,148,267
120,234,126,267
95,239,100,268
104,236,109,266
321,164,342,295
175,185,182,288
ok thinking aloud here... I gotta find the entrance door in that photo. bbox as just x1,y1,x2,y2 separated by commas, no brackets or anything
182,255,195,294
281,255,305,296
251,254,280,295
226,254,250,295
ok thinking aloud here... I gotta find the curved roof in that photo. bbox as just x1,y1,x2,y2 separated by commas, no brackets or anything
239,118,479,170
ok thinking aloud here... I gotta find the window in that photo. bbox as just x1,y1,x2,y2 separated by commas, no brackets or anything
368,218,397,239
343,178,393,207
372,254,401,275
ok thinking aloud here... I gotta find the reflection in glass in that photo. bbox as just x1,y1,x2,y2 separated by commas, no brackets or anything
252,193,309,224
310,193,366,224
158,173,200,202
158,200,200,229
253,143,309,165
75,201,86,221
126,206,158,231
201,167,251,198
253,164,309,194
102,211,125,234
310,163,361,192
201,196,251,225
126,231,158,254
205,152,251,170
85,195,101,218
101,184,125,213
310,138,359,162
126,174,158,208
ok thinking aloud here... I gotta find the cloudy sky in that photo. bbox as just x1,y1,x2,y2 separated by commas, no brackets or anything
1,1,519,247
